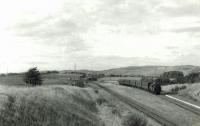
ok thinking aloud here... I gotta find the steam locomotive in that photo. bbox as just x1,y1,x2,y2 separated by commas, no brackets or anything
118,77,162,95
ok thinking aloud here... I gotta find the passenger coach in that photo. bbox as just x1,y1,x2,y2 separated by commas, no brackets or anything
118,77,162,95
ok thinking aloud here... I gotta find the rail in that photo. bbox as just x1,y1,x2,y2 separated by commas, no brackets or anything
94,82,177,126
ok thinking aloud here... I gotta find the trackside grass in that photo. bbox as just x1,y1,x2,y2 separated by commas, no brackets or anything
0,85,103,126
123,113,148,126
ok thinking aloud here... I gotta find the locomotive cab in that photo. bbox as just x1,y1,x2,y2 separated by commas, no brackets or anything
154,84,161,95
153,78,162,95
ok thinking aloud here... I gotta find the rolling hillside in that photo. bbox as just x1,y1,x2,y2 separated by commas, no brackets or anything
100,65,200,76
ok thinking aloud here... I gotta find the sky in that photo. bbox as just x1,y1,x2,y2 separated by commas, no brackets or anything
0,0,200,73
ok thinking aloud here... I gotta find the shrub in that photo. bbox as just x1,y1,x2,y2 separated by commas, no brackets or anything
94,89,99,94
0,95,16,126
170,86,179,94
185,72,200,83
170,85,187,94
74,80,85,87
179,85,187,90
112,108,121,117
23,67,43,86
161,71,185,84
96,97,107,105
123,113,147,126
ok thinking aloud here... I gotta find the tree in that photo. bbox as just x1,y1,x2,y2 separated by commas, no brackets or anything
161,71,184,84
185,72,200,83
23,67,43,86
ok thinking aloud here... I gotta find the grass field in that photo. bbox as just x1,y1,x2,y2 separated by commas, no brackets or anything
0,73,72,86
99,77,140,82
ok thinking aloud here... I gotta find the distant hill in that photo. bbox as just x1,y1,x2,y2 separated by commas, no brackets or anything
99,65,200,76
60,70,98,75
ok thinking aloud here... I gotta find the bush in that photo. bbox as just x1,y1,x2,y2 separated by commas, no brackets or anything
170,86,179,94
111,108,121,117
94,89,99,94
170,85,187,94
0,94,100,126
179,85,187,90
161,71,185,84
96,97,107,105
73,80,85,87
123,113,147,126
185,72,200,83
23,67,43,86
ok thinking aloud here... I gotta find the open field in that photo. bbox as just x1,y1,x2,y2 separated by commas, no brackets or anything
99,82,200,126
0,73,71,86
99,77,140,81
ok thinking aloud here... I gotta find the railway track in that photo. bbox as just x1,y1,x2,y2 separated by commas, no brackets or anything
159,95,200,116
94,82,177,126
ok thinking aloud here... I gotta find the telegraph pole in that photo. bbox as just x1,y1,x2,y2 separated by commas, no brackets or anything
74,63,77,71
6,66,8,75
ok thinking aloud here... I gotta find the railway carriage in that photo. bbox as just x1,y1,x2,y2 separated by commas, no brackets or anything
118,77,161,95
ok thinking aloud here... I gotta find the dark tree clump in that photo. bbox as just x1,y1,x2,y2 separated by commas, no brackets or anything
185,72,200,83
23,67,43,86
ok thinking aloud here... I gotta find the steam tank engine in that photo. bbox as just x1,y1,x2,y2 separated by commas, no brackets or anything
118,77,161,95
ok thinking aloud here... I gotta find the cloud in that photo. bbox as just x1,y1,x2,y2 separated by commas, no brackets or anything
175,53,200,66
159,1,200,17
172,26,200,33
1,0,200,72
11,16,90,54
27,61,48,65
14,17,82,38
64,37,90,52
165,46,178,50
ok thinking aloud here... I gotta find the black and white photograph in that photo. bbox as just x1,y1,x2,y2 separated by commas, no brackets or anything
0,0,199,126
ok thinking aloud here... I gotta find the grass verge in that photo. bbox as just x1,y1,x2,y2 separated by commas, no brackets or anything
0,85,103,126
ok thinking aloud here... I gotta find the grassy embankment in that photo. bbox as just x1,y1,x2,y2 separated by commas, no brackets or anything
165,83,200,103
0,74,102,126
0,85,103,126
179,83,200,101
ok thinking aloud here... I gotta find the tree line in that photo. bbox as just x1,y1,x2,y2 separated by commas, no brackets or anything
160,71,200,84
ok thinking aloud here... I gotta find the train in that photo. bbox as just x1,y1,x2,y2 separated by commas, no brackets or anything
118,77,162,95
